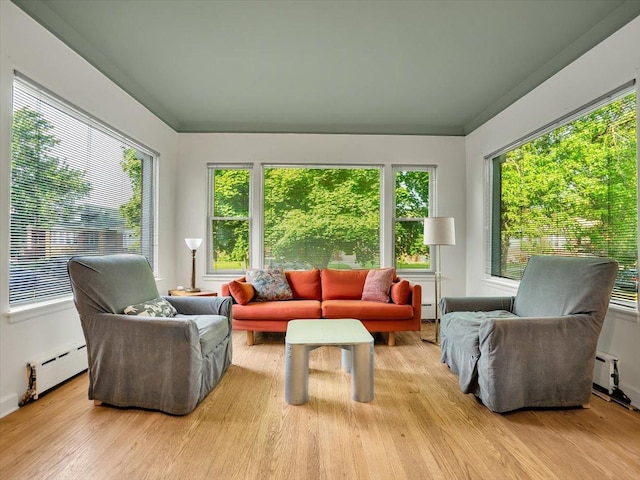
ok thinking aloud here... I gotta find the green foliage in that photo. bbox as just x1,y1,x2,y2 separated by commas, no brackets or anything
119,148,142,249
498,92,637,277
264,168,380,269
10,107,91,256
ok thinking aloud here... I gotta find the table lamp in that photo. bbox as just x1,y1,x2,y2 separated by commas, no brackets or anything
184,237,203,292
422,217,455,344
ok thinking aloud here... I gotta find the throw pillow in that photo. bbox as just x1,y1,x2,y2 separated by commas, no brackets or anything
390,279,411,305
361,268,395,303
229,280,255,305
285,269,322,300
246,268,293,301
124,297,177,317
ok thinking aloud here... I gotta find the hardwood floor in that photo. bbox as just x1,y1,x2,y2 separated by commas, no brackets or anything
1,325,639,480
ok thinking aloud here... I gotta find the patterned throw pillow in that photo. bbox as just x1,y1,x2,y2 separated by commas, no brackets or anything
361,268,395,303
124,297,178,317
246,268,293,301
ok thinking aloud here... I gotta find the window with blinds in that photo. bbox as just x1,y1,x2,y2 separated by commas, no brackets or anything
490,89,637,309
9,74,155,306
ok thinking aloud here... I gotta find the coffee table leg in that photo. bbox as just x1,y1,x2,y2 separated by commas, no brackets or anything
341,346,352,373
351,341,374,402
285,342,310,405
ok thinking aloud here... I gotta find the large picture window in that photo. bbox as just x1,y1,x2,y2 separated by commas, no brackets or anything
491,89,637,308
10,75,155,306
263,166,381,269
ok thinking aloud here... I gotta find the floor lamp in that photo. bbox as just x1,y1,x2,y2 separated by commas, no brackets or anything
421,217,456,345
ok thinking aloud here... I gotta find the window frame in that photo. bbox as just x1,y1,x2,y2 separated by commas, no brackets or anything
393,165,437,273
207,163,438,274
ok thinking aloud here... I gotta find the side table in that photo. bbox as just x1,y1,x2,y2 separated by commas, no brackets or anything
168,289,217,297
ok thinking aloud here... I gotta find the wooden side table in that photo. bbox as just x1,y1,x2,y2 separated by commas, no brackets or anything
168,289,217,297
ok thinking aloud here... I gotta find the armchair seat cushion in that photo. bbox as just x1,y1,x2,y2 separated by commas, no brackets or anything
177,314,230,355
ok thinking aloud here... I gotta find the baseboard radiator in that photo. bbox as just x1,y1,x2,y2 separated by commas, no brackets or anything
19,342,88,406
592,350,634,409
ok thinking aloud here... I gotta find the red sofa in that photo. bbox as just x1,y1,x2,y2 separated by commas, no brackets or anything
221,268,422,346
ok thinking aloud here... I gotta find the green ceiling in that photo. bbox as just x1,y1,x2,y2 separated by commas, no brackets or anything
11,0,640,135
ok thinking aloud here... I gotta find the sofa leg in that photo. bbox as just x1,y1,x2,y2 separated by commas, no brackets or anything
582,402,591,409
246,330,255,346
94,400,103,406
387,331,396,346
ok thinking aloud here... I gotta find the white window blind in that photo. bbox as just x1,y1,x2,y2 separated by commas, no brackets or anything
9,74,155,306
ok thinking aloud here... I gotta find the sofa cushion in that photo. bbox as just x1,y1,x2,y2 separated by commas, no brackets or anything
228,281,255,305
246,268,293,301
232,300,321,320
321,269,369,300
361,268,395,303
390,279,411,305
286,269,322,301
322,300,414,320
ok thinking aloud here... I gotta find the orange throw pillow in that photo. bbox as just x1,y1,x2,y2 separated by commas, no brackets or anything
229,280,255,305
390,279,411,305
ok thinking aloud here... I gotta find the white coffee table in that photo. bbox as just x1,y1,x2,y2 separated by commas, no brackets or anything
285,319,374,405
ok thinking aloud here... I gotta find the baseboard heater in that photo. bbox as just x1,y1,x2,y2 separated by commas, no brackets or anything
592,350,634,410
19,342,88,406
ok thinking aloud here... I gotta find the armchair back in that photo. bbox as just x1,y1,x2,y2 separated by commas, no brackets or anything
513,255,618,321
68,254,159,317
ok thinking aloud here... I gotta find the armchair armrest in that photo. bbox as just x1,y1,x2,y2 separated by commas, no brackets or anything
163,295,232,320
440,296,514,315
477,313,600,412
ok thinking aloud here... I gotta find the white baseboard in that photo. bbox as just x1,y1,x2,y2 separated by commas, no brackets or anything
0,393,19,419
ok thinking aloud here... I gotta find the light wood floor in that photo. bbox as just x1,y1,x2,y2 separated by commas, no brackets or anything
1,325,639,480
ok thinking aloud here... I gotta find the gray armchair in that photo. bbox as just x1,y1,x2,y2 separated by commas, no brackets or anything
67,254,232,415
440,255,618,413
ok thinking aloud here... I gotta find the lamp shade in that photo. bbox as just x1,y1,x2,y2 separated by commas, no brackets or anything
423,217,456,246
184,237,203,250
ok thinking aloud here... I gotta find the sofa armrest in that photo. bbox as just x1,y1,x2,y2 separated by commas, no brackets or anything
81,313,204,414
477,313,600,412
440,296,514,315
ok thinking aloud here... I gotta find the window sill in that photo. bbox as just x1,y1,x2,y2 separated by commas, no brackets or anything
3,296,76,324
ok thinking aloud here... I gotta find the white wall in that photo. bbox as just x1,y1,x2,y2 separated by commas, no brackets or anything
0,2,179,418
177,133,467,306
465,16,640,406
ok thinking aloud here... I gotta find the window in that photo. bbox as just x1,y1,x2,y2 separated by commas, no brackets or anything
394,167,433,270
490,89,637,308
208,164,439,272
263,166,381,269
208,166,251,272
10,74,155,306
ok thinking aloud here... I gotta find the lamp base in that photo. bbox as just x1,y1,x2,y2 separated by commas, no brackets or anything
185,287,201,293
420,318,440,345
